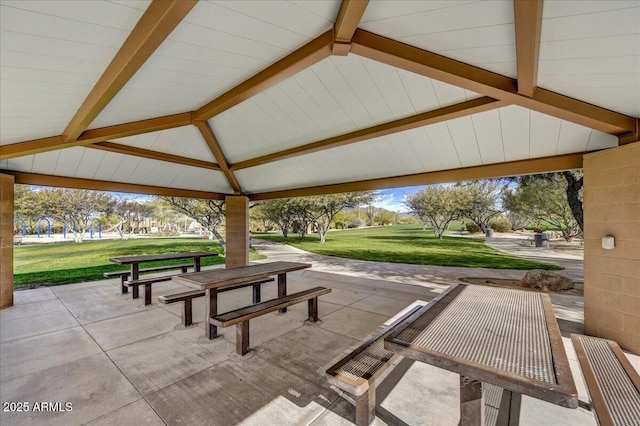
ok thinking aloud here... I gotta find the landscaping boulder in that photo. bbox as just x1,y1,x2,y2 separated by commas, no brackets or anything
520,270,574,292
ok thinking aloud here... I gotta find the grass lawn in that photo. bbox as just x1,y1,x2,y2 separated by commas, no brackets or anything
254,224,562,270
13,238,265,289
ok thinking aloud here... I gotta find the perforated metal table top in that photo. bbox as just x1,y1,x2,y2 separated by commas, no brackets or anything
385,283,578,408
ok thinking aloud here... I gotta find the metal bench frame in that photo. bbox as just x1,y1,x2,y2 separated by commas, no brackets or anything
325,305,422,426
571,334,640,426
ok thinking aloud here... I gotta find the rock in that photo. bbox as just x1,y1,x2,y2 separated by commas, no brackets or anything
520,270,574,292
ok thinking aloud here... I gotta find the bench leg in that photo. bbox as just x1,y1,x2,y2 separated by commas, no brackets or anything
252,284,261,303
308,297,319,322
205,289,218,339
460,376,483,426
278,273,287,313
182,299,193,327
236,321,250,356
132,285,139,299
144,283,152,306
355,385,376,426
181,266,188,273
496,390,521,426
121,276,128,294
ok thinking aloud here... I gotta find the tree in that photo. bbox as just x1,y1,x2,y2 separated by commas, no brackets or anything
506,174,581,241
111,198,154,239
160,197,226,250
36,188,115,242
304,192,374,243
457,180,503,233
374,208,399,226
404,186,464,239
255,198,297,238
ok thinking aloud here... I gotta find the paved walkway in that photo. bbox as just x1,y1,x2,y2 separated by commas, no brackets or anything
252,233,584,287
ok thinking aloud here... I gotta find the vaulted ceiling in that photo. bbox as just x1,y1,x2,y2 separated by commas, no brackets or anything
1,0,638,200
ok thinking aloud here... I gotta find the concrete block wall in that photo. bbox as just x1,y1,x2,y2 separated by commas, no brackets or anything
225,196,249,269
1,173,14,309
583,142,639,353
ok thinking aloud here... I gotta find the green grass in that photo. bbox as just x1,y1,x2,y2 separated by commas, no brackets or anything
13,238,266,289
254,225,561,271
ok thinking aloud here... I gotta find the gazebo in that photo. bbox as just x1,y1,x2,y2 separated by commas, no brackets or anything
1,0,638,358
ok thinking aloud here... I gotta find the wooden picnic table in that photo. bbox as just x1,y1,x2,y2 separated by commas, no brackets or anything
109,251,218,281
384,283,578,426
172,261,311,339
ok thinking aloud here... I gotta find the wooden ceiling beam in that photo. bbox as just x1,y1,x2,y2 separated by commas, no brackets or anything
193,30,333,121
1,113,193,160
351,29,635,136
6,171,225,200
514,0,543,97
249,153,585,201
89,142,221,171
62,0,198,141
619,118,640,145
231,97,506,171
194,121,242,194
333,0,369,55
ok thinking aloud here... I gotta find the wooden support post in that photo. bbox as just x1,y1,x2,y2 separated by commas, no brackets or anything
355,385,376,426
252,284,261,303
183,299,193,326
496,390,522,426
121,275,128,294
205,288,218,339
308,297,319,322
131,264,139,299
460,376,483,426
237,321,250,355
278,273,287,313
144,283,152,305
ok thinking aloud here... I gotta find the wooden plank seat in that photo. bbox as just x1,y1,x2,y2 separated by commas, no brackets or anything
211,286,332,356
157,277,275,326
104,263,192,294
571,334,640,426
325,305,422,426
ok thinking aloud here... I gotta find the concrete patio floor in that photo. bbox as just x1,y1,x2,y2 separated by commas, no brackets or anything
1,245,638,425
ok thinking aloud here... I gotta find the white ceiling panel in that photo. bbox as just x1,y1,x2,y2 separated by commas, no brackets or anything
423,123,462,170
530,111,562,158
213,54,481,163
0,1,145,143
4,146,232,193
499,106,530,161
471,109,504,165
361,0,517,77
446,117,482,168
90,0,337,129
556,121,593,155
113,126,215,162
539,2,640,116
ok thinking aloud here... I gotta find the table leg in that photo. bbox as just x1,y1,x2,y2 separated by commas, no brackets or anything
496,390,521,426
194,257,201,272
205,288,218,339
131,264,140,299
460,376,483,426
278,273,287,313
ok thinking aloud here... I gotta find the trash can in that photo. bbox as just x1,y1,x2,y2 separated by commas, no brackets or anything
485,229,494,238
534,232,549,247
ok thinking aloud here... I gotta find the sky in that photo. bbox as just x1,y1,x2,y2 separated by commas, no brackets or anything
374,186,425,213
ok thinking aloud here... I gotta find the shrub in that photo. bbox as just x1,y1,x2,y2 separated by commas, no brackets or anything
489,217,512,233
465,222,482,234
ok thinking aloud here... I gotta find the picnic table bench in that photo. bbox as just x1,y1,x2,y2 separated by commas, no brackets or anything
109,251,217,305
571,334,640,426
325,305,422,426
212,286,331,356
104,263,192,294
158,277,274,326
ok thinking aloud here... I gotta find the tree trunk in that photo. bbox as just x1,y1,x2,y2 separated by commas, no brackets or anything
562,171,584,232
